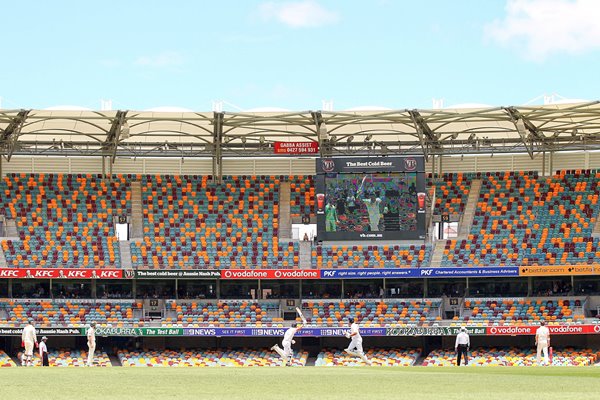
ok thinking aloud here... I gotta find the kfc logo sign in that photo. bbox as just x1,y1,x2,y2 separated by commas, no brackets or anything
321,159,335,172
0,268,125,280
0,269,19,278
29,270,54,278
98,270,121,279
65,270,87,278
404,158,417,171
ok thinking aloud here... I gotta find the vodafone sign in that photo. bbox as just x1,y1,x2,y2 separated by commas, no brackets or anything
220,269,319,280
487,325,599,335
0,268,125,279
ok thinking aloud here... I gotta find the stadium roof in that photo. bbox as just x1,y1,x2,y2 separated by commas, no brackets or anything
1,102,600,168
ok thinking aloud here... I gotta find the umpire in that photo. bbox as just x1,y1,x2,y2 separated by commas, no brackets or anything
39,336,49,366
455,327,470,366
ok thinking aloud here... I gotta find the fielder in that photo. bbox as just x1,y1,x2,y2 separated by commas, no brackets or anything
344,317,371,365
21,320,38,367
87,322,96,366
535,320,551,365
271,323,302,366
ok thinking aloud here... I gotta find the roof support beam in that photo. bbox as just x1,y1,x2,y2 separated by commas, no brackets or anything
408,110,438,161
0,109,30,161
311,111,331,156
102,110,128,163
505,107,543,159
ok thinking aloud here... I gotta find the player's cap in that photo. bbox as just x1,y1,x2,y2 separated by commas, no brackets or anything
291,322,298,328
90,322,96,327
41,336,47,340
348,317,354,323
540,320,545,326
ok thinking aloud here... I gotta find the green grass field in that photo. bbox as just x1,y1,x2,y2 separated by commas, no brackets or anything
3,367,600,400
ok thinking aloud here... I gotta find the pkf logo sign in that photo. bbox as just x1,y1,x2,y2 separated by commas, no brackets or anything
404,158,417,171
420,269,433,276
321,159,335,172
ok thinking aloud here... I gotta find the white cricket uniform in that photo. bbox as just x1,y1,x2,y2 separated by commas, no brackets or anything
22,324,37,356
348,322,363,353
363,198,382,231
536,325,550,365
39,341,47,358
282,327,298,358
455,332,470,348
87,326,96,366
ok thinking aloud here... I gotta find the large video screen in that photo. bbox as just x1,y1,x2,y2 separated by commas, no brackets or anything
323,172,419,233
316,156,426,241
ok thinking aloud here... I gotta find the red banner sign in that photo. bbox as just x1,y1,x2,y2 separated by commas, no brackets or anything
486,324,600,335
220,269,320,280
0,268,126,279
274,141,319,155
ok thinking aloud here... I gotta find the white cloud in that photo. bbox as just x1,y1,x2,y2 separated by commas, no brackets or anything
134,51,184,68
485,0,600,61
258,1,339,28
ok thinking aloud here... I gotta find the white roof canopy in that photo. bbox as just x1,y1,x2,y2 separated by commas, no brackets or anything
1,102,600,164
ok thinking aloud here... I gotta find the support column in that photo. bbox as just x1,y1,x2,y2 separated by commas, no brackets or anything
212,112,224,184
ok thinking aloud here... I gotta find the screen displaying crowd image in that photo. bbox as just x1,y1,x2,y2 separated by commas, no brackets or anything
324,172,418,233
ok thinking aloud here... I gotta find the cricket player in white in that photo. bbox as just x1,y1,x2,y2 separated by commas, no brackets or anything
362,196,382,231
344,317,371,365
87,322,96,366
21,320,37,367
536,320,551,365
271,323,301,366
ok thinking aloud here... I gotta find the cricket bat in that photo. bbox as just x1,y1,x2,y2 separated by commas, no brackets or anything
295,307,308,325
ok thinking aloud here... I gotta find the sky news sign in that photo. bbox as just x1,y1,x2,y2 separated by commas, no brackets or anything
319,267,520,279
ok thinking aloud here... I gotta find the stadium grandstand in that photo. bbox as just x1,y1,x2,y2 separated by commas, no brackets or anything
2,102,600,367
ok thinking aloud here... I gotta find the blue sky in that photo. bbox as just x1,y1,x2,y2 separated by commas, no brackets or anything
1,0,598,111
